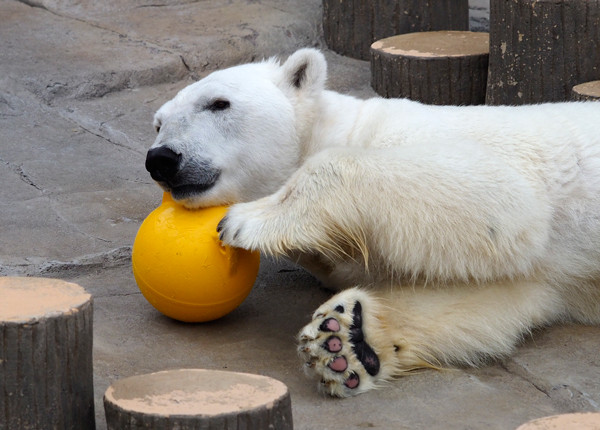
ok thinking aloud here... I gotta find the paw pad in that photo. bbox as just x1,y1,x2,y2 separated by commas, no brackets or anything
324,336,342,352
319,318,340,332
344,372,360,389
298,296,381,396
329,356,348,372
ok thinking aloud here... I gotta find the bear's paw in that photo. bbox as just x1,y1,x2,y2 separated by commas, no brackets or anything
297,288,394,397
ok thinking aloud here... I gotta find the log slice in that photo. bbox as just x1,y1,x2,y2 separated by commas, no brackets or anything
0,277,95,430
572,80,600,101
516,412,600,430
104,369,293,429
371,31,490,105
323,0,469,60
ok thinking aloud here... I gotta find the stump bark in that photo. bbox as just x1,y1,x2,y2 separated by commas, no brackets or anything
572,80,600,101
104,369,293,429
0,277,95,430
486,0,600,105
323,0,469,60
371,31,490,105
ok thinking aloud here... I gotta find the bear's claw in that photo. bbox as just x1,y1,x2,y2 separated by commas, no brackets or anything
217,202,264,251
297,289,383,397
217,198,284,253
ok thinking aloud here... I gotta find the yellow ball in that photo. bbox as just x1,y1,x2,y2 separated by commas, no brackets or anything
132,193,260,322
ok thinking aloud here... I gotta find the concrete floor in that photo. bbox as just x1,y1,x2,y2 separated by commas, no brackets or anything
1,0,599,428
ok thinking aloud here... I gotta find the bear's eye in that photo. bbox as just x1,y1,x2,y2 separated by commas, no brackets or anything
154,125,161,133
208,99,230,112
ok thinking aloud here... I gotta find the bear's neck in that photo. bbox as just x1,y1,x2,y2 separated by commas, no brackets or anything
300,90,366,161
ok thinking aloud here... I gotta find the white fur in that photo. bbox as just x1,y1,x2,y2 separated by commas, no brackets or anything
152,49,600,396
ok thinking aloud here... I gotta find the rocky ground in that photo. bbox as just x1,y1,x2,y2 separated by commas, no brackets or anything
1,0,599,428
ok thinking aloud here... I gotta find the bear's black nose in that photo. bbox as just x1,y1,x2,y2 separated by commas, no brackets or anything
145,146,182,183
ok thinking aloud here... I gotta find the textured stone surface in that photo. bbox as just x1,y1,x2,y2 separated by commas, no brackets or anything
1,0,598,429
16,0,322,78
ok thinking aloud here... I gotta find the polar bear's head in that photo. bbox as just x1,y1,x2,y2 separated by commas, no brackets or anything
146,48,327,208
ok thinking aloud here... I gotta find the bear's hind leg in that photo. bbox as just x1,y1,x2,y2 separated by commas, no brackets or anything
297,287,428,397
298,279,565,397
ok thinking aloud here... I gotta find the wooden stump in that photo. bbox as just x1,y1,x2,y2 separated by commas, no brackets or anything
516,412,600,430
486,0,600,105
371,31,490,105
104,369,293,429
323,0,469,60
572,80,600,101
0,277,95,430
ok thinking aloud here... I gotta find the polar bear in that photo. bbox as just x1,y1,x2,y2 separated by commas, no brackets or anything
146,48,600,397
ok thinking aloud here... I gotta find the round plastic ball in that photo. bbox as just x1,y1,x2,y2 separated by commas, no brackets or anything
132,193,260,322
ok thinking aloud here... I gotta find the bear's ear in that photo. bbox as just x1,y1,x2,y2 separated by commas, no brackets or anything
279,48,327,95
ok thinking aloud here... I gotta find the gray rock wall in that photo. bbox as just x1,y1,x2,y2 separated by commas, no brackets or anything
469,0,490,31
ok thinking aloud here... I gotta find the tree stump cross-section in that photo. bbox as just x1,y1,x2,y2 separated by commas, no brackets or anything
0,277,95,430
323,0,469,60
371,31,490,105
104,369,294,429
572,80,600,101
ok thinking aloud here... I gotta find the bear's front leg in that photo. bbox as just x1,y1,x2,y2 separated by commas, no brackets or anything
217,148,373,275
218,189,369,289
220,143,552,285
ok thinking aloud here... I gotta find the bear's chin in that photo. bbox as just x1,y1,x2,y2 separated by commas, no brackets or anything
166,183,217,206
